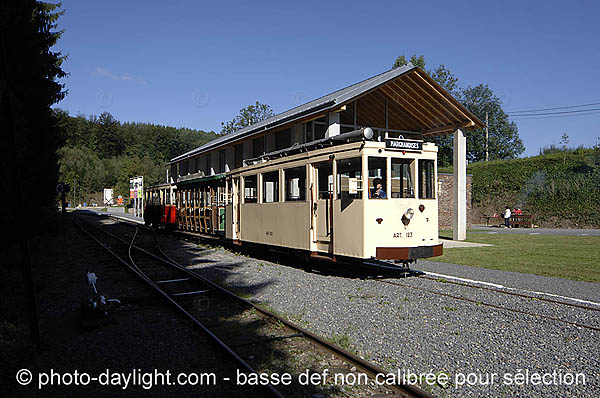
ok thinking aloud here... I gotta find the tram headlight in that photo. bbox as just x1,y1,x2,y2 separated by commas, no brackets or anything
402,208,414,226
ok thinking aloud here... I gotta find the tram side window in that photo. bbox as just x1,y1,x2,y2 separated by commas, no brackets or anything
368,157,387,199
418,160,435,199
391,159,415,198
262,171,279,203
337,157,362,199
317,162,333,199
284,166,306,201
244,175,257,203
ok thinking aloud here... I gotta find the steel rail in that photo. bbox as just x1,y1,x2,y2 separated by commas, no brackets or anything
79,212,434,398
74,216,286,398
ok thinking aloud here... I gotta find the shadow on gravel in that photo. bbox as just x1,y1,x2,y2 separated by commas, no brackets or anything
152,239,347,397
207,241,423,281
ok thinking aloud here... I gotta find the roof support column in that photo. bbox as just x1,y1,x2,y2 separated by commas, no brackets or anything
453,128,467,241
326,112,340,138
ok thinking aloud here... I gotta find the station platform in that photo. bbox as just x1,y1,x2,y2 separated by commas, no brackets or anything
73,207,145,224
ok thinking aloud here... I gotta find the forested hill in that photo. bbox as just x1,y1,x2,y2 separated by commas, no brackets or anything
53,109,218,204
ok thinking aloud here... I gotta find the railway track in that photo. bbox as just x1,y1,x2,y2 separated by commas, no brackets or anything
74,213,434,398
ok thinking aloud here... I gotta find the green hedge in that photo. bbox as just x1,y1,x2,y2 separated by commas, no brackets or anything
440,149,600,227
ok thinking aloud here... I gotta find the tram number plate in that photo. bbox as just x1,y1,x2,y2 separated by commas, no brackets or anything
393,232,412,238
265,231,273,236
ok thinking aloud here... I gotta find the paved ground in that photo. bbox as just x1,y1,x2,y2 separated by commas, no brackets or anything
417,260,600,303
441,238,492,248
471,224,600,236
79,208,144,224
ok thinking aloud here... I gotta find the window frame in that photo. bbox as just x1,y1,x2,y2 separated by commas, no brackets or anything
261,170,280,203
336,157,363,200
418,159,436,199
391,158,415,199
243,174,258,204
284,165,307,202
367,156,388,200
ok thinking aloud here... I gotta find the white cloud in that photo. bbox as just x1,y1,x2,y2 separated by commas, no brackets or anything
92,67,147,86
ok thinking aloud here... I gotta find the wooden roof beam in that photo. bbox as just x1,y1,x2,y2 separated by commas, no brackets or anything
379,85,435,128
376,92,420,131
391,79,451,126
387,80,447,126
422,120,475,136
413,70,484,129
400,75,458,124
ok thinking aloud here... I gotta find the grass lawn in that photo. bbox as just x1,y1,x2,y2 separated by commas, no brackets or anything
433,230,600,282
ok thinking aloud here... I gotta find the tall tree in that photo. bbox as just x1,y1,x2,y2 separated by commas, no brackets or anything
392,54,524,164
0,0,67,349
221,101,274,135
95,111,123,158
460,84,524,162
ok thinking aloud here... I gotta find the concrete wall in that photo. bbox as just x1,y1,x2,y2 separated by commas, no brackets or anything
438,173,473,230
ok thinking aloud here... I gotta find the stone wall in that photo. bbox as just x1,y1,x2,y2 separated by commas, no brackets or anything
437,173,473,230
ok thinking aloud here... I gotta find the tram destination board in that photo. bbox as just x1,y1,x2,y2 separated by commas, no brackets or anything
385,138,422,151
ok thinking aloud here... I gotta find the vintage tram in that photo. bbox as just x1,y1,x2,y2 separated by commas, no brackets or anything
143,64,483,265
146,128,441,266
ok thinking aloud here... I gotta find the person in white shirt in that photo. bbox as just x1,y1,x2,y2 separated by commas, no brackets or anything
503,206,512,228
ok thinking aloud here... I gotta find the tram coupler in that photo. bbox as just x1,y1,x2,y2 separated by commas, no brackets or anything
393,259,415,269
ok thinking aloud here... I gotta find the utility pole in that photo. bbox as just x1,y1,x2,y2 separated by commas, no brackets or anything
485,111,489,162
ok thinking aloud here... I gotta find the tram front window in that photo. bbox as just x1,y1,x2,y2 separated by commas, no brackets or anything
368,157,387,199
391,159,414,198
418,159,435,199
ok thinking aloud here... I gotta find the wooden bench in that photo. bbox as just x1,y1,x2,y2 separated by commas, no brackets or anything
510,214,533,228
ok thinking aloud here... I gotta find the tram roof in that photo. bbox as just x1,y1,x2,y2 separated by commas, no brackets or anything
171,63,484,164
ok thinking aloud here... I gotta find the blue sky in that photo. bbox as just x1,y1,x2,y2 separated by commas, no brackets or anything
54,0,600,156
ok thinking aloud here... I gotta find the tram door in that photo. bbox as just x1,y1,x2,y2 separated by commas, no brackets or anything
232,177,240,240
312,162,334,253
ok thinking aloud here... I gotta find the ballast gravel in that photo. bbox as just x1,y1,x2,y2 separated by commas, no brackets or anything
160,236,600,398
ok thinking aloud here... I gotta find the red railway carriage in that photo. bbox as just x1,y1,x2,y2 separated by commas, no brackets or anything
143,183,177,228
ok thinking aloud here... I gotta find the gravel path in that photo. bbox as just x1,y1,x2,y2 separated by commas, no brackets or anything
159,235,600,398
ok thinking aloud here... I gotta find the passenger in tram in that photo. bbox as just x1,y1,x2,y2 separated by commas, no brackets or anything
371,178,387,199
